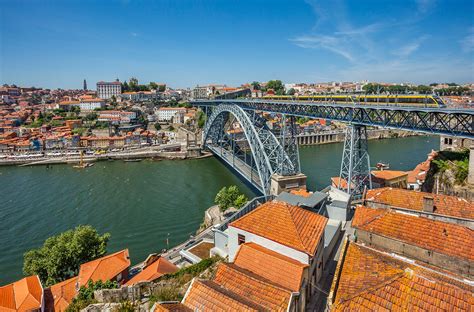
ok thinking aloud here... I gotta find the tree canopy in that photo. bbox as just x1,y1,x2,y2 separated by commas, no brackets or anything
214,185,248,211
23,225,110,287
265,80,285,95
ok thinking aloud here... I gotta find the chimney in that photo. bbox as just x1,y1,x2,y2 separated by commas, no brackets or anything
422,196,434,213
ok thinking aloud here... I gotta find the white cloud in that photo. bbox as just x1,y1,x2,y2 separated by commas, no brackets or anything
416,0,435,14
291,35,354,61
460,27,474,52
130,32,138,37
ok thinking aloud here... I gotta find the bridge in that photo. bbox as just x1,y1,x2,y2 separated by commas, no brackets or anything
192,99,474,198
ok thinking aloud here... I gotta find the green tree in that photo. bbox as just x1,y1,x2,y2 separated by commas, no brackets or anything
251,81,261,90
154,122,161,131
214,185,247,212
286,88,296,95
266,80,285,95
149,82,159,90
416,85,432,94
121,81,130,92
197,111,206,128
85,112,98,121
110,95,118,107
66,280,118,312
23,225,110,287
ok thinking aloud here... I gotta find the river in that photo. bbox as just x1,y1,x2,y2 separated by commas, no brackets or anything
0,135,439,284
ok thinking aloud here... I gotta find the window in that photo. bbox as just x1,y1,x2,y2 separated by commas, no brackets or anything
238,234,246,245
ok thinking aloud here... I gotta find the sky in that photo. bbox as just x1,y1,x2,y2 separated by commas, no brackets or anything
1,0,473,89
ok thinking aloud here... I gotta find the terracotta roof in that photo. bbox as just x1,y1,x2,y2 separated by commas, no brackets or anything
78,249,130,286
153,303,191,312
125,257,178,286
230,201,327,255
233,243,307,292
332,242,474,311
213,263,292,311
289,188,311,198
365,187,474,220
183,279,263,311
47,276,78,312
371,170,408,180
331,177,354,190
352,206,474,261
0,275,43,311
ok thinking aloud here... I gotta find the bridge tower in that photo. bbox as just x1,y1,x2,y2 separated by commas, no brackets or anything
338,124,372,198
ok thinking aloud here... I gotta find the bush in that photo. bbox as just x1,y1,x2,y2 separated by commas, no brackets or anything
215,185,248,211
66,280,119,312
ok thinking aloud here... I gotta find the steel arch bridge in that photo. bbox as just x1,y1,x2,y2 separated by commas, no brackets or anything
202,104,299,195
195,99,474,197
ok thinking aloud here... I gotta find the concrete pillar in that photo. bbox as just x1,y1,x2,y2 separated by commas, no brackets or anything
270,173,308,196
469,146,474,185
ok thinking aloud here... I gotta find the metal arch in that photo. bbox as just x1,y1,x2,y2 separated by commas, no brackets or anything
202,104,298,196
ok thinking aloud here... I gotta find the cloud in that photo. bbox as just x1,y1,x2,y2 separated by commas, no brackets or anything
460,27,474,52
130,32,138,37
334,22,385,36
416,0,435,13
393,36,429,57
290,35,354,61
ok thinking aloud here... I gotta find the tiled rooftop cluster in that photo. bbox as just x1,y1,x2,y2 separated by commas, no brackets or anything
330,187,474,311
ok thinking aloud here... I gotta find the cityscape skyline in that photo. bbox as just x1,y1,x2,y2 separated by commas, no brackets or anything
1,0,474,89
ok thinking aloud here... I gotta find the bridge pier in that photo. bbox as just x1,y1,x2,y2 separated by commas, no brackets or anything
270,173,307,196
338,124,372,198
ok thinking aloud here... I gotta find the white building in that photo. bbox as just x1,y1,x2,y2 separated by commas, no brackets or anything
97,81,122,99
58,99,105,111
97,110,137,124
155,107,186,123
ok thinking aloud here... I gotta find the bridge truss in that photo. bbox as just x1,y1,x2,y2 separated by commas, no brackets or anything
202,104,299,196
195,99,474,198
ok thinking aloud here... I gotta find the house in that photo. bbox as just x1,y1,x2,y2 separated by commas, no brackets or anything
46,250,130,312
227,201,328,309
352,206,473,277
328,241,473,311
155,107,186,123
125,256,177,286
364,187,474,221
371,170,408,188
0,275,44,312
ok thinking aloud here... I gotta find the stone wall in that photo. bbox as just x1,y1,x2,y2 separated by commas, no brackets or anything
356,230,473,278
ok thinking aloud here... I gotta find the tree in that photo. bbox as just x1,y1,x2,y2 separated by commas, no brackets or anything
23,225,110,287
214,185,248,212
154,122,161,131
66,280,118,312
110,95,117,106
251,81,261,90
149,82,158,90
122,81,130,92
286,88,296,95
158,84,166,92
197,110,206,128
85,112,98,121
266,80,285,95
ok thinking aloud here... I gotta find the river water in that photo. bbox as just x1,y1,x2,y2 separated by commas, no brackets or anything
0,136,438,284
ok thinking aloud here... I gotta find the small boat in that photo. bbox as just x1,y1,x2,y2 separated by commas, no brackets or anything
376,162,390,170
73,151,95,169
123,158,142,162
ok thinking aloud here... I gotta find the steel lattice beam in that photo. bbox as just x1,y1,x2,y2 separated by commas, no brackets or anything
202,104,299,196
193,100,474,138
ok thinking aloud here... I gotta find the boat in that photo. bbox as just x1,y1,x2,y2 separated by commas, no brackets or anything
123,158,142,162
376,162,390,170
73,151,95,169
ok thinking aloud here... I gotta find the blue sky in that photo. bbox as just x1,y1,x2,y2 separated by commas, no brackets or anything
1,0,473,89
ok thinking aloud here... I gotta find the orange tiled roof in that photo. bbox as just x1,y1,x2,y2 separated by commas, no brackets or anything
78,249,130,286
233,243,307,292
48,276,78,312
230,201,327,255
352,206,474,261
153,302,191,311
0,275,43,312
125,257,177,286
331,177,354,190
371,170,408,180
365,187,474,220
183,279,261,311
289,188,311,198
332,242,474,311
213,263,292,311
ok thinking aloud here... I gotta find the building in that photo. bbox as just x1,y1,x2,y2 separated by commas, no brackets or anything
364,187,474,221
120,91,160,102
47,249,130,312
58,99,105,112
328,241,473,311
0,275,44,312
125,256,177,286
352,205,473,277
97,111,137,124
371,170,408,188
96,81,122,100
155,107,186,123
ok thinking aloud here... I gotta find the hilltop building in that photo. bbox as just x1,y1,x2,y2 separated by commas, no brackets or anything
96,80,122,100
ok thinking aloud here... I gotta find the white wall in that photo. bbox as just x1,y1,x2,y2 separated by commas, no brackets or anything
228,225,309,264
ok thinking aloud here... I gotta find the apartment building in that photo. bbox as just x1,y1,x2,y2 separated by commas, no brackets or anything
96,81,122,100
